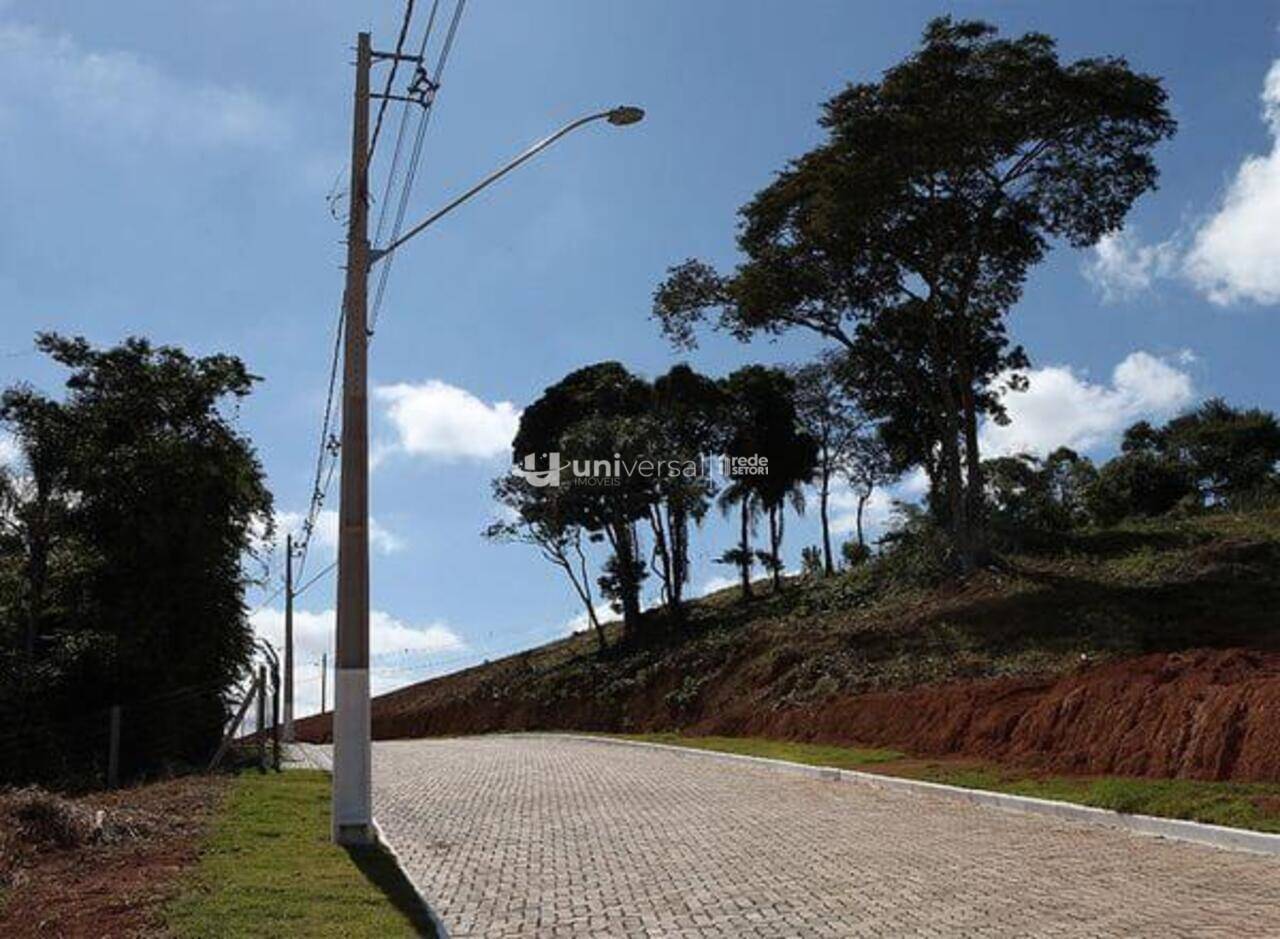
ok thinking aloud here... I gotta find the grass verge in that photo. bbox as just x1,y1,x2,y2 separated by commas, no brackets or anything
165,770,433,937
614,733,1280,834
614,732,904,768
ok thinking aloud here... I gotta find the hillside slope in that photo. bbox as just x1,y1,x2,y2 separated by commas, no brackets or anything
296,510,1280,781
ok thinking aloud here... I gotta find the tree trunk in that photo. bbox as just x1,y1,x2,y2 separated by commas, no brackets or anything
769,505,783,593
739,499,753,601
648,504,676,618
960,383,988,568
613,521,643,638
668,502,688,613
819,465,833,576
856,489,869,549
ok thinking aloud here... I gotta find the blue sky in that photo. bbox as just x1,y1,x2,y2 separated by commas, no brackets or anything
3,1,1279,714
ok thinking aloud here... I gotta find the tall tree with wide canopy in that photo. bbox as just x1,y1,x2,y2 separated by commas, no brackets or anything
653,17,1175,570
511,362,655,638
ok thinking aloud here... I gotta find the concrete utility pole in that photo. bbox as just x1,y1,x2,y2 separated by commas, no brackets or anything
283,533,294,742
332,30,374,846
326,24,642,848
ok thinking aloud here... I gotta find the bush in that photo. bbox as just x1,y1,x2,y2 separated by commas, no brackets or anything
872,506,957,588
1087,452,1198,526
800,545,824,576
840,539,870,568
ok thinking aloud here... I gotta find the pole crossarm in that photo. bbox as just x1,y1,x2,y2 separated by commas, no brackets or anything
369,106,643,265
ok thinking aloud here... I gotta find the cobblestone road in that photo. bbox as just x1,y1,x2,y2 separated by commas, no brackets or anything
367,736,1280,938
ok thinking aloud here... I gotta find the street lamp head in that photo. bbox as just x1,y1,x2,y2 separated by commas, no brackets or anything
607,105,645,126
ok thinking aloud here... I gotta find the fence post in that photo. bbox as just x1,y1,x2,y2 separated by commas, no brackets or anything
271,667,281,772
257,665,267,773
107,705,121,789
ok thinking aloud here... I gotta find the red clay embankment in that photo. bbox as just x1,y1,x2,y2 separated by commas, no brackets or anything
700,649,1280,781
299,647,1280,782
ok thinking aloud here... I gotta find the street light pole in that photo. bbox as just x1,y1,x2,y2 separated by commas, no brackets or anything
329,28,642,849
333,30,374,847
370,106,644,264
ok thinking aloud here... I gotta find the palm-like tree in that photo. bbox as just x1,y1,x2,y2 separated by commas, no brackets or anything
715,480,761,601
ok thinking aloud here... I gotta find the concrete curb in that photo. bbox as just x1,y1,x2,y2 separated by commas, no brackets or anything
293,744,450,937
524,732,1280,858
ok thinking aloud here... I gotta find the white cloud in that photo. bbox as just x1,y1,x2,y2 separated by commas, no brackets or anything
981,351,1194,458
828,469,928,544
0,22,285,149
374,380,520,462
563,602,616,635
1084,229,1179,302
695,574,741,597
273,509,404,556
1184,60,1280,305
0,433,18,467
250,607,464,719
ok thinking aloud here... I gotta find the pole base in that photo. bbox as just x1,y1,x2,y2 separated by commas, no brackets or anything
334,822,377,847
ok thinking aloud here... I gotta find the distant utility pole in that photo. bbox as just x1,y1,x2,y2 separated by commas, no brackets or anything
283,533,295,743
321,652,328,715
333,30,374,846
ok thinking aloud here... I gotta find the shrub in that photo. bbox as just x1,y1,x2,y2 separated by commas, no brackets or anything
1087,452,1197,525
840,539,871,568
801,545,824,576
873,506,957,588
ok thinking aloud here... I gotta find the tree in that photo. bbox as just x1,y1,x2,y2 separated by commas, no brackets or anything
484,475,607,652
843,431,897,550
0,390,74,658
653,17,1175,572
511,363,655,638
1,333,273,782
714,480,760,601
1154,400,1280,505
719,366,818,594
984,447,1097,544
791,356,864,575
1087,450,1195,525
648,365,725,619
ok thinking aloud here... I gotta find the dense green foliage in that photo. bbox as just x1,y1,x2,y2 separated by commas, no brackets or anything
0,335,272,786
978,403,1280,548
652,17,1176,570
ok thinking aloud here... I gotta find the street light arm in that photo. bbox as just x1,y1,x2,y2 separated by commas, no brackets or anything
370,107,641,264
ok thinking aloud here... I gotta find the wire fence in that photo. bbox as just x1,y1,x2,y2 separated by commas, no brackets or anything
0,669,280,791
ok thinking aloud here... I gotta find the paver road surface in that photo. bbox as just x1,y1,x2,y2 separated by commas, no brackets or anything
361,735,1279,937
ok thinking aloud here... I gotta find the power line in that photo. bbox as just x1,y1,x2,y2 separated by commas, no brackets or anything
370,0,468,338
294,305,344,583
294,559,337,599
368,0,418,163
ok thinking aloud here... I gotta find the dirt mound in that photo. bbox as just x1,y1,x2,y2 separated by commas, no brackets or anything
702,649,1280,781
297,648,1280,782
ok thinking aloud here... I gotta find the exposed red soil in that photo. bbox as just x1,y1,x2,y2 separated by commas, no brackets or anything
298,647,1280,782
700,649,1280,781
0,775,226,938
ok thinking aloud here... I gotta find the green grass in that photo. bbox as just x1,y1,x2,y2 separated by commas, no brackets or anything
165,771,433,937
908,766,1280,833
613,734,1280,834
615,733,904,768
